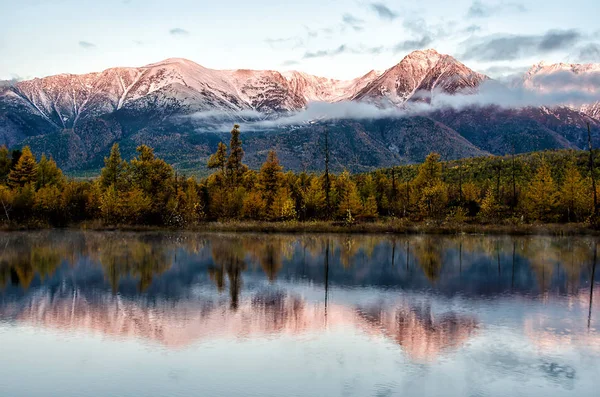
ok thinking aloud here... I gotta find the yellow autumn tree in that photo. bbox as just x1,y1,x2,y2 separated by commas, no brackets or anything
242,190,266,219
413,153,448,218
524,158,558,221
363,195,378,219
559,162,589,222
479,188,500,222
8,146,37,188
335,171,362,219
303,177,325,219
271,187,297,221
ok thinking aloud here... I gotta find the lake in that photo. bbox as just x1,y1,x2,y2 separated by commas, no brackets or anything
0,231,598,397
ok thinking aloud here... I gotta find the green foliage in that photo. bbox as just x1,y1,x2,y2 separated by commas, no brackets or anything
259,150,283,213
100,143,127,190
226,124,248,187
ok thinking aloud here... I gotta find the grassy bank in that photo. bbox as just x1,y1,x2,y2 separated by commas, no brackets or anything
182,220,600,236
0,219,594,236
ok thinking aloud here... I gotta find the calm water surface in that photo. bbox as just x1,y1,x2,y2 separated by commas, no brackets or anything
0,231,599,397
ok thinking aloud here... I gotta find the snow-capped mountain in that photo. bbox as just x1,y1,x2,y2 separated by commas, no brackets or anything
1,49,486,132
521,61,600,119
282,70,381,102
1,49,599,172
352,49,487,105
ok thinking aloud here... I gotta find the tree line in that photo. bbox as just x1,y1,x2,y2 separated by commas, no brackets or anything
1,124,599,227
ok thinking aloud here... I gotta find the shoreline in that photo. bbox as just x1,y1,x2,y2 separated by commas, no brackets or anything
1,220,599,236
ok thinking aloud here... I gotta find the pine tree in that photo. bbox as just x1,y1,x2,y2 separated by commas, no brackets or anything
129,145,174,219
259,150,283,212
8,146,37,188
226,124,247,186
100,143,127,189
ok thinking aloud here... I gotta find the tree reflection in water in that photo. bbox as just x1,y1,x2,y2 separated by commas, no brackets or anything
209,237,246,310
0,232,598,364
0,233,597,298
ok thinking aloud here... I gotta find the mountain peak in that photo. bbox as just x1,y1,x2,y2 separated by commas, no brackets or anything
144,57,207,69
407,48,441,56
400,49,444,64
350,48,485,105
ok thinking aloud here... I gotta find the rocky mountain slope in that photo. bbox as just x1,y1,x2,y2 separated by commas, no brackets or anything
352,49,487,104
1,49,599,173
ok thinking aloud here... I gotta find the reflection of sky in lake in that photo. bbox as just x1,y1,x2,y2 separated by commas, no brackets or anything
0,232,598,396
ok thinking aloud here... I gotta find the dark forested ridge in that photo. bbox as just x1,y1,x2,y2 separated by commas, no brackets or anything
12,110,600,175
1,124,600,229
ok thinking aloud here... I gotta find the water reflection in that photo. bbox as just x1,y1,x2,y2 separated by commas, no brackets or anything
0,232,599,396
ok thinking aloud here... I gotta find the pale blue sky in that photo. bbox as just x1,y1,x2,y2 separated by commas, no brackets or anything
1,0,599,80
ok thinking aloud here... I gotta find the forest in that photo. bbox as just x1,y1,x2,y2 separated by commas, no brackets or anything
0,124,599,229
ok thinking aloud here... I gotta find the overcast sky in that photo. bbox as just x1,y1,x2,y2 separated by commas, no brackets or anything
1,0,599,81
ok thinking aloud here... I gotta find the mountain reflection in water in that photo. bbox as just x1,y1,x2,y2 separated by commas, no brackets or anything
0,231,599,396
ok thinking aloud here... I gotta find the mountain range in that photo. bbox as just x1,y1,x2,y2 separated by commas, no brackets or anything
1,49,599,173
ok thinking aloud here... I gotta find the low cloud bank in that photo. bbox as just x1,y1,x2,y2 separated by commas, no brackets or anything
528,70,600,91
430,79,600,109
188,109,264,121
187,79,600,132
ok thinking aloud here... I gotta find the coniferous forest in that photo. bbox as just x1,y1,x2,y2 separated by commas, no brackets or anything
1,124,600,230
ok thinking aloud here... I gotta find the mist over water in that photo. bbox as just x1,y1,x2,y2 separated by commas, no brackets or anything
0,231,598,397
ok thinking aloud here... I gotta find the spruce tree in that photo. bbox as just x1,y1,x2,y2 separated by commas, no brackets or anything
129,145,174,218
100,143,127,189
8,146,37,188
226,124,247,186
259,150,283,211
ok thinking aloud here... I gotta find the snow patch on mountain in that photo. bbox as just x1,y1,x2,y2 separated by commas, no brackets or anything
522,61,600,119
